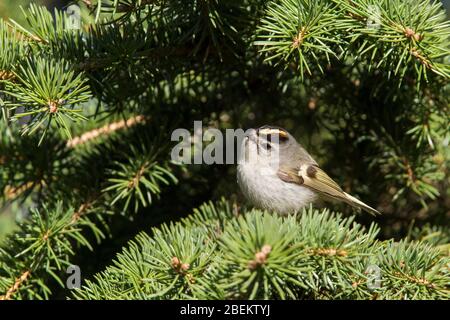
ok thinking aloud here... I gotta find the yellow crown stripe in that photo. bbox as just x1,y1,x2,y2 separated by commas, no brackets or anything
259,128,288,138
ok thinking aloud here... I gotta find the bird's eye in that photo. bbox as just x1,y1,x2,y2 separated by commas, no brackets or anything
264,133,288,144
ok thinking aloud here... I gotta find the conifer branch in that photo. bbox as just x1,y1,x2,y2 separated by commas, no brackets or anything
0,270,30,300
0,202,102,300
3,181,37,201
66,114,147,148
2,115,148,202
0,0,448,301
72,201,450,300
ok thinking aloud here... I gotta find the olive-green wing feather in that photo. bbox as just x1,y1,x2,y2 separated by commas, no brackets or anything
278,165,380,216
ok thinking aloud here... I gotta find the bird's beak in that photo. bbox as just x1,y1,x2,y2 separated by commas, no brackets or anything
244,128,260,155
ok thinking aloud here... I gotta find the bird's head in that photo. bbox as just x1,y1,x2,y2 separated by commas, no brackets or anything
240,125,298,168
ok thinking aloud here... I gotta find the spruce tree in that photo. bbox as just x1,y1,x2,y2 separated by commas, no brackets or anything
0,0,449,300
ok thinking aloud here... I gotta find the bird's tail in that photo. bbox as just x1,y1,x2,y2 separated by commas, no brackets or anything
343,192,380,216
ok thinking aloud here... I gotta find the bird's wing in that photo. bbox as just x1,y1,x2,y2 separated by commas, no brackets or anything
277,164,380,216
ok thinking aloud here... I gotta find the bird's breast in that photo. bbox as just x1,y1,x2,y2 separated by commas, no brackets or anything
237,163,317,215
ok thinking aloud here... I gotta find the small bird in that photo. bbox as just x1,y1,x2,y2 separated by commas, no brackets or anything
237,125,380,215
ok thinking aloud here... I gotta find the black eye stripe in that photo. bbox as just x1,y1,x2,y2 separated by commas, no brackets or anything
261,142,272,150
259,133,288,143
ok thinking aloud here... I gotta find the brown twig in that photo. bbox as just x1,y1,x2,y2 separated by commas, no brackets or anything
292,27,307,49
127,162,149,189
66,114,147,148
3,181,36,201
308,248,348,257
2,115,147,202
0,270,31,300
0,70,15,81
403,158,416,185
410,48,432,69
70,201,92,224
393,271,436,289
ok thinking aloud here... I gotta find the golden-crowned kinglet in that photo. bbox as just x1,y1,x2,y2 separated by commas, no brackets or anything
237,125,379,215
